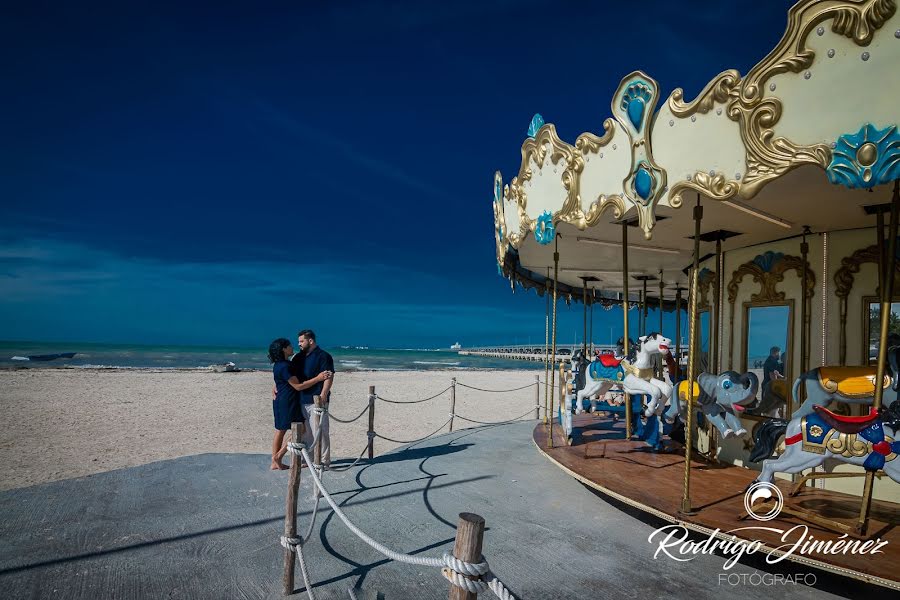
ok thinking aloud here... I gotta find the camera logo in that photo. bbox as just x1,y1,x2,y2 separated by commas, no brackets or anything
744,481,784,521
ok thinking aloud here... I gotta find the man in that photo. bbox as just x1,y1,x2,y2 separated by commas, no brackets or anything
294,329,335,467
762,346,784,390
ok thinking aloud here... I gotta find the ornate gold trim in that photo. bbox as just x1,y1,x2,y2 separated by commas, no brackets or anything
565,118,629,228
669,69,741,118
727,254,817,304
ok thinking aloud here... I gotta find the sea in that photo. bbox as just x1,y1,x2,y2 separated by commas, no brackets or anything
0,341,542,372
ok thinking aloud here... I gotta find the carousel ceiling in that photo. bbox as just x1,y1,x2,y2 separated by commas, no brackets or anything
492,0,900,301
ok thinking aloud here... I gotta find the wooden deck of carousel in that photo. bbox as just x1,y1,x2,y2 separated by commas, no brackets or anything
534,413,900,591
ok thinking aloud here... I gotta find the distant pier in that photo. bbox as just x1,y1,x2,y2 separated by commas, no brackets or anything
457,344,616,362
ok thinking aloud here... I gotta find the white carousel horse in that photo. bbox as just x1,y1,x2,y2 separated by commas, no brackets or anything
571,333,673,418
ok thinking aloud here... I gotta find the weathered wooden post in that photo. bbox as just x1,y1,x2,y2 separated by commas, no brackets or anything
449,377,457,432
282,420,303,595
367,385,375,460
448,512,486,600
534,374,540,419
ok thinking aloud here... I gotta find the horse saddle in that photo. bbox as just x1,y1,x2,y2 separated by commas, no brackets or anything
768,379,789,400
597,353,621,368
812,405,880,434
818,367,890,399
677,381,700,403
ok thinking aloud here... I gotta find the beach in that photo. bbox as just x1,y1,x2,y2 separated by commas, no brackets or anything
0,368,542,491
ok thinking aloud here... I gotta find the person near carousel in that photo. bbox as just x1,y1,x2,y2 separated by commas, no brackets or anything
267,337,332,470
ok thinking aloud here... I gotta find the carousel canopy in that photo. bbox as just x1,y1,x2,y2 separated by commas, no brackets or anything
493,0,900,302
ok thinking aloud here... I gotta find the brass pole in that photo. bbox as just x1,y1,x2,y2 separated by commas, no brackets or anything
549,235,560,448
622,221,632,439
857,180,900,535
712,238,722,373
797,226,811,416
658,271,664,333
544,268,550,424
675,288,683,381
681,195,703,515
582,278,588,356
642,280,648,336
589,295,594,356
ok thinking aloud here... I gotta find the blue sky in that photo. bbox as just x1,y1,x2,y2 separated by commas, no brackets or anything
0,1,791,347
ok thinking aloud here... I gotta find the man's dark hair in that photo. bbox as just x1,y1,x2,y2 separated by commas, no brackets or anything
298,329,316,342
770,346,780,355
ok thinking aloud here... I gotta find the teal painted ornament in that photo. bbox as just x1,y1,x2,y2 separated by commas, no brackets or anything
527,114,545,138
535,211,555,245
620,82,653,132
827,124,900,189
752,251,784,273
634,165,654,200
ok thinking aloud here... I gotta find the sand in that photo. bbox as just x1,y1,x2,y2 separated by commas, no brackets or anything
0,368,543,491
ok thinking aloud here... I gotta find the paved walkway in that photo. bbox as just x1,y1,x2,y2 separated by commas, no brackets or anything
0,422,863,599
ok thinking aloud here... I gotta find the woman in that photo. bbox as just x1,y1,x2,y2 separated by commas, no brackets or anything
268,338,332,470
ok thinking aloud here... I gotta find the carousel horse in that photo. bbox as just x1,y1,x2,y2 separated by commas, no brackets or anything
790,346,899,419
750,398,900,486
664,371,759,438
750,347,900,484
571,332,673,418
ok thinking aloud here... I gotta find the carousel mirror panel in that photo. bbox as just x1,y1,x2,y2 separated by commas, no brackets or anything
742,302,793,419
863,296,900,365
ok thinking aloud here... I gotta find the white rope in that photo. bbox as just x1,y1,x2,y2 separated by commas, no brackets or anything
374,417,451,444
451,407,537,426
325,444,370,473
375,385,451,404
329,404,369,424
294,444,517,599
456,381,539,393
296,537,318,600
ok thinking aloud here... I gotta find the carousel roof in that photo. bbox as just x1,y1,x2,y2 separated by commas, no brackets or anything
492,0,900,303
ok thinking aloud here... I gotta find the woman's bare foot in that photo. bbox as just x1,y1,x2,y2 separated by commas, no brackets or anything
271,459,288,470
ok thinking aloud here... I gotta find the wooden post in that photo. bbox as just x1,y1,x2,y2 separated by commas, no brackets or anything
367,385,375,460
448,513,486,600
282,420,303,595
534,374,540,419
449,377,457,432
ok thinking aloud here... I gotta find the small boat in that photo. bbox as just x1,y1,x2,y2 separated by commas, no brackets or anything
12,352,78,362
450,342,462,350
211,362,239,373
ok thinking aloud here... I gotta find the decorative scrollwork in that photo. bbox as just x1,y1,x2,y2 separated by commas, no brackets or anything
727,253,816,304
668,69,741,117
668,170,742,209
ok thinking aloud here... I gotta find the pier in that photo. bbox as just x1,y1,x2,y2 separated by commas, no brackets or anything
457,344,616,362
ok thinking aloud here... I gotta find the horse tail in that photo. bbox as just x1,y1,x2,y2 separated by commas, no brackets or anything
749,419,788,463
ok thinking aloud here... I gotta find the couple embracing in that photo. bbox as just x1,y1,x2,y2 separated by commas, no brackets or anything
267,330,335,470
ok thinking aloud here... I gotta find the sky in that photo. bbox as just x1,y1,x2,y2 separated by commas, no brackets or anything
0,1,793,348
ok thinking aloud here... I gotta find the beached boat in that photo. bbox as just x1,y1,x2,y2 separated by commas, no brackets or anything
490,0,900,589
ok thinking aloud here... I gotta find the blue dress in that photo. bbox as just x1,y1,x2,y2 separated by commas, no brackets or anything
272,360,304,431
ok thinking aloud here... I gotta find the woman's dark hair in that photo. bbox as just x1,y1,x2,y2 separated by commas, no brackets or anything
268,338,291,363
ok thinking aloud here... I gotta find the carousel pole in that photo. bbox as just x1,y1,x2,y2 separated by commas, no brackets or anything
658,271,665,379
642,279,648,335
549,234,560,449
582,277,589,356
797,226,812,415
622,221,633,439
712,237,722,373
544,268,551,424
589,295,594,355
680,194,703,515
675,288,683,381
856,180,900,535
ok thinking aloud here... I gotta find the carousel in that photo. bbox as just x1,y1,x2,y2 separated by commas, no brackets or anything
491,0,900,590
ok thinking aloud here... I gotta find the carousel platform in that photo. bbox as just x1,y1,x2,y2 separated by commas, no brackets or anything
534,413,900,591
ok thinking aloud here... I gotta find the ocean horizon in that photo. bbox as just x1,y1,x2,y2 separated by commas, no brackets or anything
0,340,543,372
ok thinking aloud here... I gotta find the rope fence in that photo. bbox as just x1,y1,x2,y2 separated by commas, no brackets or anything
277,374,543,598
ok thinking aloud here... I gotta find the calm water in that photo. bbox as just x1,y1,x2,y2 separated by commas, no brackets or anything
0,341,542,372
